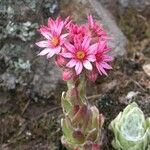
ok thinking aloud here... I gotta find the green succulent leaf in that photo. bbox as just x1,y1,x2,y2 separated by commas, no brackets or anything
61,92,72,114
61,118,74,142
91,106,99,129
61,117,85,146
146,118,150,128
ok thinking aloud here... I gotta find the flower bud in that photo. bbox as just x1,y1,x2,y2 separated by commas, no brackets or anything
92,144,100,150
99,114,105,128
87,69,98,82
62,69,75,81
72,129,85,143
55,55,67,68
83,141,100,150
73,105,80,115
72,105,88,124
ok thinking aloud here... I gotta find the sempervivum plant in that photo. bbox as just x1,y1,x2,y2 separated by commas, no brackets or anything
109,102,150,150
36,15,113,149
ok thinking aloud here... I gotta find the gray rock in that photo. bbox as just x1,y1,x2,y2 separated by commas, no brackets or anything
118,0,150,11
1,73,16,90
98,0,150,11
44,0,59,15
0,0,60,100
1,42,62,100
0,53,6,74
98,0,115,6
60,0,127,57
88,0,127,57
31,58,61,99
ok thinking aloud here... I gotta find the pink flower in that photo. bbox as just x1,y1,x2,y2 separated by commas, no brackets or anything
36,17,68,58
64,16,72,28
88,15,107,40
68,23,86,43
87,68,98,82
61,36,96,75
48,17,64,34
94,40,113,76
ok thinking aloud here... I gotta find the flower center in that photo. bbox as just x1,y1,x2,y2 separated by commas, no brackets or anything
51,37,59,47
76,51,85,60
96,53,103,62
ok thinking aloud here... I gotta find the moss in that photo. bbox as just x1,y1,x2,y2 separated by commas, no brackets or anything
25,0,37,11
0,21,38,41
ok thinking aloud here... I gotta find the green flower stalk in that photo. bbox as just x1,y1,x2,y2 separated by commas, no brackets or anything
109,102,150,150
61,76,104,150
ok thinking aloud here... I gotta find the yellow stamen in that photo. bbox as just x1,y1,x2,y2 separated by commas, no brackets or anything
76,51,85,60
51,37,59,47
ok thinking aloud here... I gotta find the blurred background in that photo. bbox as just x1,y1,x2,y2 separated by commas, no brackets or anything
0,0,150,149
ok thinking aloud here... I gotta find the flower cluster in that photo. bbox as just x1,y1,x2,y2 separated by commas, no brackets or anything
36,15,113,81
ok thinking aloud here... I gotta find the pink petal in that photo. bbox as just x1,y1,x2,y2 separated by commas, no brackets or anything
56,16,62,25
38,48,51,56
54,47,61,54
60,52,74,58
39,27,52,39
98,64,108,76
88,43,98,54
87,55,96,62
66,59,77,68
64,42,75,53
51,23,58,36
57,22,64,35
96,62,102,75
82,36,90,50
47,50,55,58
88,15,94,28
48,18,55,28
60,33,69,39
103,47,112,53
103,55,113,62
64,16,71,26
101,62,112,69
48,17,57,26
36,41,49,48
75,61,83,75
59,38,65,46
98,41,106,52
65,20,72,29
83,60,93,70
42,32,51,40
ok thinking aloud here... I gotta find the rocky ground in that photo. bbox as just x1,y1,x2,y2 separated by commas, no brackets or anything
0,0,150,150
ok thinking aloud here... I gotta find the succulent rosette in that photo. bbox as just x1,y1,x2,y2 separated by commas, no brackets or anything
61,78,104,150
109,102,150,150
